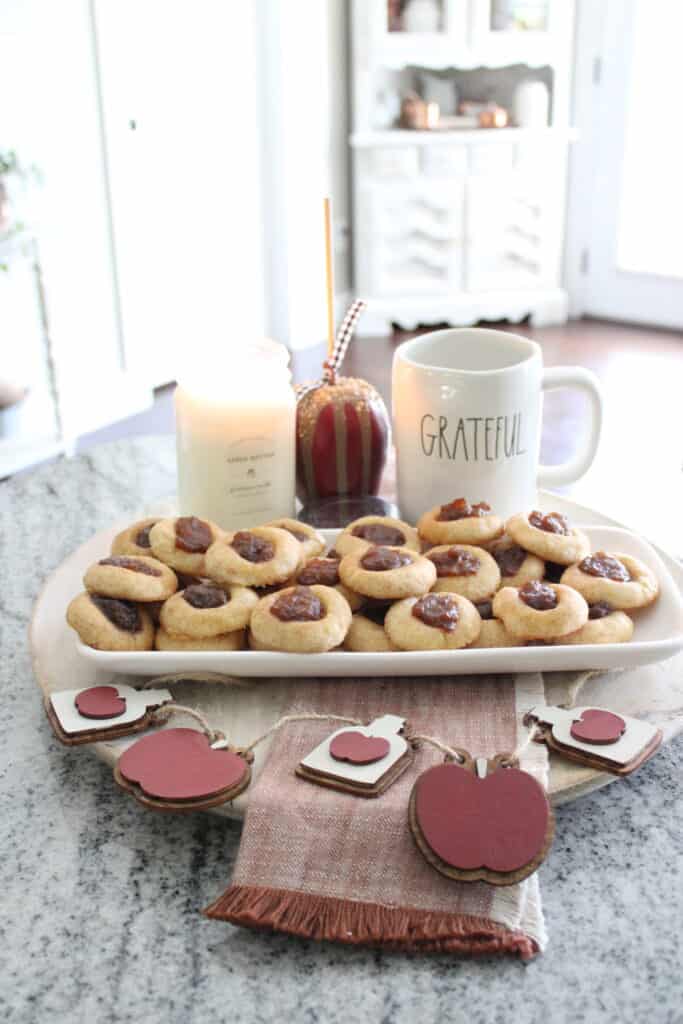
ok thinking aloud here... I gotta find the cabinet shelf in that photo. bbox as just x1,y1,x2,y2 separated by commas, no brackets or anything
371,40,561,71
351,127,576,148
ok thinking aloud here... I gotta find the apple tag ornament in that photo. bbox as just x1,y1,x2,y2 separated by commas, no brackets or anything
46,684,174,746
296,714,413,797
526,705,663,776
114,715,253,813
409,746,554,886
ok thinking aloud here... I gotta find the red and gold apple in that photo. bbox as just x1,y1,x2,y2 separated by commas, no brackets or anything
296,376,389,502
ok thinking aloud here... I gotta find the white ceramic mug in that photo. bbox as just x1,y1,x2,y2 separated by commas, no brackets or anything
392,327,602,522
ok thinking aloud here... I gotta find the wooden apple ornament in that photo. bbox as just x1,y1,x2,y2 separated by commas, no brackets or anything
410,753,554,885
114,728,252,812
527,704,662,776
296,300,390,502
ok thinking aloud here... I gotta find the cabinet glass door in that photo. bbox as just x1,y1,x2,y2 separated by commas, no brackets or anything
470,0,559,49
387,0,446,33
489,0,549,32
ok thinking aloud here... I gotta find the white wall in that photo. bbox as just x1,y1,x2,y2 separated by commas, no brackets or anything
327,0,352,298
258,0,352,351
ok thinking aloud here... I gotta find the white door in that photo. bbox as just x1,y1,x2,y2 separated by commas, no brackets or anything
570,0,683,328
0,0,152,449
94,0,266,387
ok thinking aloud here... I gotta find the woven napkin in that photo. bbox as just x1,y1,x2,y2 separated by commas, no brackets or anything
205,673,549,958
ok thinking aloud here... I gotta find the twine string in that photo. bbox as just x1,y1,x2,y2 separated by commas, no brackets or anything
140,672,249,689
409,734,466,763
151,703,223,744
143,695,540,772
563,670,595,710
243,713,362,755
499,722,542,766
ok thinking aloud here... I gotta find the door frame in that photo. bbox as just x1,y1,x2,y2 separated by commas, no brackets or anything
565,0,683,328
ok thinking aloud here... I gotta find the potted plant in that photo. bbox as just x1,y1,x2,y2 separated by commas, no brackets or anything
0,150,21,232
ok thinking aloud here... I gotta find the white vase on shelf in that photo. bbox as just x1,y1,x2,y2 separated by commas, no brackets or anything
513,80,550,128
402,0,441,33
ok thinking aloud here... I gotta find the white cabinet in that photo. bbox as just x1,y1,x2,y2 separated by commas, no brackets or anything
466,174,552,292
350,0,573,332
357,179,465,297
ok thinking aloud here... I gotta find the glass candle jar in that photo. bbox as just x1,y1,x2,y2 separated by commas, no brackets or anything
175,340,296,529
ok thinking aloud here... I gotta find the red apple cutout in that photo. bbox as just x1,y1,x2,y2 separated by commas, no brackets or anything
115,728,250,812
329,731,390,765
411,760,553,885
570,709,626,746
75,685,126,720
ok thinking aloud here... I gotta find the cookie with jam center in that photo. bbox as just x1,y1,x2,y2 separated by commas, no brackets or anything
154,627,246,651
292,555,365,612
469,619,521,649
487,536,545,589
561,605,634,645
343,609,400,652
159,581,258,638
426,543,500,602
110,517,162,558
249,584,352,653
264,517,325,565
205,526,301,588
493,581,588,640
149,516,223,576
417,498,504,547
385,592,481,651
338,546,436,600
84,555,177,602
560,552,659,610
334,515,421,558
468,600,521,648
67,592,155,651
506,511,590,566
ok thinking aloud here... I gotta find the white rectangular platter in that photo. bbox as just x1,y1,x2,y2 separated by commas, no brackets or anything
76,525,683,677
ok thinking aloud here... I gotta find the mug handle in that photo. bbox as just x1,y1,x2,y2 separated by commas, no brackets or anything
537,366,603,488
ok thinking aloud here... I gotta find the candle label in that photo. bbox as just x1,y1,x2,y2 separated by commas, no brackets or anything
225,436,281,516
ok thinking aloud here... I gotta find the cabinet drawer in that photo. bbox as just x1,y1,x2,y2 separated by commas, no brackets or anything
466,177,552,290
369,181,466,241
466,247,544,292
374,239,464,296
370,147,420,178
469,143,515,176
421,145,469,177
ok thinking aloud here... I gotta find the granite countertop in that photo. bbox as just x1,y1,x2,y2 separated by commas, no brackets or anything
2,437,681,1024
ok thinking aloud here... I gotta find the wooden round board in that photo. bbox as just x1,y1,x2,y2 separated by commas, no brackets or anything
30,493,683,813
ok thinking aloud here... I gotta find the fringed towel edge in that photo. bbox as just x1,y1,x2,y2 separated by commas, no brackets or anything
203,884,539,960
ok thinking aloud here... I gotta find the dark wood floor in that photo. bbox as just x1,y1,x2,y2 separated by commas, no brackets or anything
76,316,682,550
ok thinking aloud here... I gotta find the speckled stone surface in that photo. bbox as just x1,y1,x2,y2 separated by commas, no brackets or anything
3,438,682,1024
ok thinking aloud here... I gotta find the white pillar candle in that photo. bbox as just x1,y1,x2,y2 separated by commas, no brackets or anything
175,340,296,529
